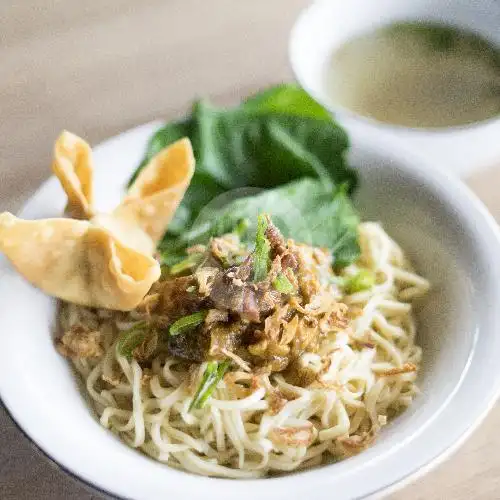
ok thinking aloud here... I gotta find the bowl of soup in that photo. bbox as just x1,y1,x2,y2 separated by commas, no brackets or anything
289,0,500,176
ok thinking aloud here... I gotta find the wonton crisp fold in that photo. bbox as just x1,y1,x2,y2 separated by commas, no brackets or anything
52,131,95,220
112,138,195,245
0,213,160,311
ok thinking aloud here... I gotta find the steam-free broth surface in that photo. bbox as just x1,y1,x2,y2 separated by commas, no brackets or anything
326,23,500,128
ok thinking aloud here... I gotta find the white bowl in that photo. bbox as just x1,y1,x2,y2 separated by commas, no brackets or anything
289,0,500,177
2,122,500,499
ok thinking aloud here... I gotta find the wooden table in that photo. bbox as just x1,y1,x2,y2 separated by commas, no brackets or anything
1,1,500,498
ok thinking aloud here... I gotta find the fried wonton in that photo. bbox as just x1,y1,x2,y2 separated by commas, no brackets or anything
91,213,156,256
0,213,160,311
0,133,195,311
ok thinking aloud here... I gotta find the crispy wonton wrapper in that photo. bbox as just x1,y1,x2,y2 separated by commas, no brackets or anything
0,213,161,311
0,134,195,311
53,135,195,255
52,131,95,220
112,137,195,246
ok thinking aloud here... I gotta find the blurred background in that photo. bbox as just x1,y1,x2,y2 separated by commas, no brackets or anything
0,0,305,213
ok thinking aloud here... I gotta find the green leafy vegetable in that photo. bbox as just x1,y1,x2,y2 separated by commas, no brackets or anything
169,311,207,336
233,218,250,239
272,273,295,294
190,99,351,192
130,85,355,240
189,360,231,411
116,321,148,360
130,84,361,268
243,83,332,119
253,214,271,282
162,179,360,268
345,269,376,294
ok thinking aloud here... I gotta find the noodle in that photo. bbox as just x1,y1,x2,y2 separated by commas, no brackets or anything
60,222,429,477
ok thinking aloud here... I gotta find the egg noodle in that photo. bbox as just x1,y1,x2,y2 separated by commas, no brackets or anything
61,222,429,478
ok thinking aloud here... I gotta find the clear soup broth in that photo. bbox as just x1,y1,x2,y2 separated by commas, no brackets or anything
326,22,500,128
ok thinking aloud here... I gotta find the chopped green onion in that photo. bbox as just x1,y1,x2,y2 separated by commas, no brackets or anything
234,218,250,239
189,360,231,411
158,249,188,267
169,253,203,275
116,321,148,360
253,214,271,282
160,263,170,279
345,269,376,294
169,311,207,336
272,272,295,294
326,274,346,287
232,254,246,265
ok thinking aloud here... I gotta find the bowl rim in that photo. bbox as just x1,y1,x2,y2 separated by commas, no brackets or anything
2,121,500,499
